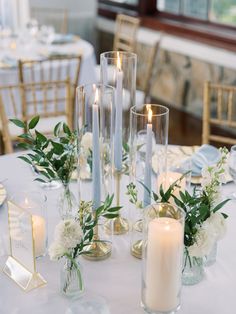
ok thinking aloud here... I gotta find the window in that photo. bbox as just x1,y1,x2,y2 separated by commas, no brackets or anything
98,0,236,51
157,0,236,27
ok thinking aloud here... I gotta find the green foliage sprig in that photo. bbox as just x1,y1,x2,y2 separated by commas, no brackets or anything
10,116,80,186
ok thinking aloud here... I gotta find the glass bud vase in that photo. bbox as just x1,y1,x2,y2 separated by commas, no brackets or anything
60,258,84,298
182,248,204,285
58,183,77,219
204,241,217,267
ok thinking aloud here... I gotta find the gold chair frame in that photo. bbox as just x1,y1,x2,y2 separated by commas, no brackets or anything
113,14,140,52
18,55,82,114
0,79,72,154
202,81,236,145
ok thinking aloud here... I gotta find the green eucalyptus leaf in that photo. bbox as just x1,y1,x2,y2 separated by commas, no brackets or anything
103,213,119,219
51,141,64,155
18,156,32,165
29,116,40,129
35,130,47,144
54,122,62,137
17,142,31,150
34,178,47,183
63,123,71,136
9,119,25,128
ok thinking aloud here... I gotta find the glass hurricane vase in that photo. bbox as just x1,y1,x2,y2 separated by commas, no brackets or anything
58,183,77,219
60,257,84,298
182,247,204,285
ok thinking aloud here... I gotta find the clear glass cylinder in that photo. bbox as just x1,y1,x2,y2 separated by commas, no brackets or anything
182,247,204,285
60,257,84,298
204,241,217,267
100,51,137,147
10,189,48,258
130,104,169,257
157,155,192,200
76,84,114,259
100,52,137,235
141,203,185,314
58,183,77,219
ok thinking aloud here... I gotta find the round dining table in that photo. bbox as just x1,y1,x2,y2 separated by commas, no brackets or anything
0,150,235,314
0,34,97,86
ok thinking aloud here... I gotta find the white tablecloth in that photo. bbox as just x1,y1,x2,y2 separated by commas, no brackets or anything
0,152,236,314
0,36,97,86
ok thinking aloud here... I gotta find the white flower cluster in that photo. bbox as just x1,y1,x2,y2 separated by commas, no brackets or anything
201,147,228,205
49,219,83,261
188,212,227,258
79,132,93,180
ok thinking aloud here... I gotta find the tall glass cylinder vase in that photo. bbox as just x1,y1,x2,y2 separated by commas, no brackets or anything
141,203,185,314
129,104,169,258
100,51,137,235
76,84,114,261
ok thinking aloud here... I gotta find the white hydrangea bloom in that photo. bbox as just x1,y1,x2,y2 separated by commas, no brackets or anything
203,212,227,241
81,132,93,154
188,228,214,258
48,242,66,261
54,219,83,250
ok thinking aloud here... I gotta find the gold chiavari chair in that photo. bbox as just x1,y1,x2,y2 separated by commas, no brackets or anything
31,7,68,34
0,79,73,154
18,55,82,115
113,14,140,52
202,81,236,145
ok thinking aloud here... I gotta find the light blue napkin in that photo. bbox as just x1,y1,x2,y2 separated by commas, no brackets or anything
51,34,74,45
191,144,220,176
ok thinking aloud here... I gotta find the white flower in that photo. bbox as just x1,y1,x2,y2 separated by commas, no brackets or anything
54,219,83,250
49,242,66,261
79,155,91,179
81,132,93,153
188,228,214,258
203,212,227,241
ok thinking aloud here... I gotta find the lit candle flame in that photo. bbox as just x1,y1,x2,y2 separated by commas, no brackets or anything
148,107,152,124
95,88,99,104
117,52,121,71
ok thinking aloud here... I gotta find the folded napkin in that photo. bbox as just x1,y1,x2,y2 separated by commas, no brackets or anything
51,34,75,45
0,56,17,68
191,144,220,176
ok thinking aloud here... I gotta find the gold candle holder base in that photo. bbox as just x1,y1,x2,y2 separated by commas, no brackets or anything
83,240,112,261
131,219,143,258
131,239,143,259
105,216,129,235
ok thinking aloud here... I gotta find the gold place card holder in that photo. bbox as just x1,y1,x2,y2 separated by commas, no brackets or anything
3,201,47,292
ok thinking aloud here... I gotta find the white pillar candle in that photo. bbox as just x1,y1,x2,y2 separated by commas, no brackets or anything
145,217,183,312
114,52,123,172
32,215,46,258
21,197,46,258
157,171,186,198
92,88,101,210
143,107,153,206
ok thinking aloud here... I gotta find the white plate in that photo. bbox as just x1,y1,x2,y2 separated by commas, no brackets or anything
0,184,7,206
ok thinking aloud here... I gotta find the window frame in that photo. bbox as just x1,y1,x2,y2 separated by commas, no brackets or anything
98,0,236,52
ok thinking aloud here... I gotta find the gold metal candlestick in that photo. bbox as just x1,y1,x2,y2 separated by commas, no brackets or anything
83,222,112,261
105,171,129,235
131,219,143,259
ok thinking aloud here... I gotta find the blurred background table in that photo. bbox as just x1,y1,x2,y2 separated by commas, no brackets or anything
0,35,97,85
